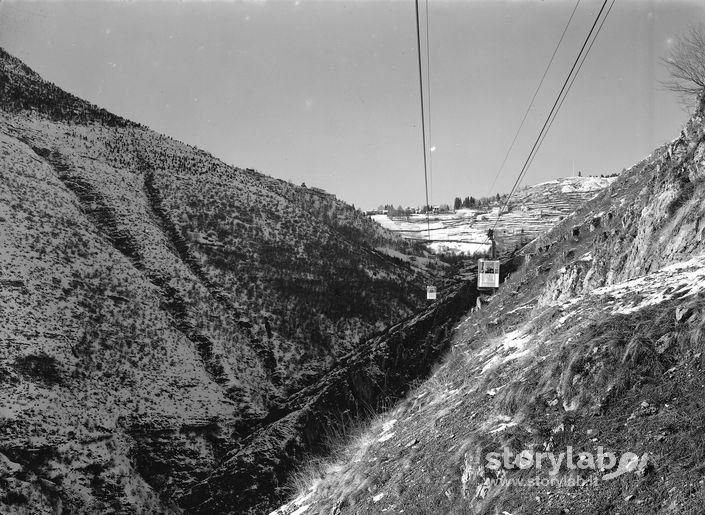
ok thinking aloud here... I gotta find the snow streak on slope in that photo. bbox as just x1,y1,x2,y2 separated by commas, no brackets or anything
556,255,705,320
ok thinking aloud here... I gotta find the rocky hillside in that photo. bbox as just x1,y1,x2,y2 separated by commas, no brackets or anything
273,100,705,513
0,47,448,514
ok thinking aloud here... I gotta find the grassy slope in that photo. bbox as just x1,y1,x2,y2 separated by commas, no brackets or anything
275,102,705,514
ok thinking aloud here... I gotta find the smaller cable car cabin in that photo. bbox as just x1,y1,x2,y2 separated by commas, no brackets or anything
426,285,437,300
477,259,500,290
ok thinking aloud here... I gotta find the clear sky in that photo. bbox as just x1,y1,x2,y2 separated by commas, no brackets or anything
1,0,703,209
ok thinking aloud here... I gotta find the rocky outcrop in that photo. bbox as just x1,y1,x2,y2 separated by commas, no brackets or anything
528,96,705,305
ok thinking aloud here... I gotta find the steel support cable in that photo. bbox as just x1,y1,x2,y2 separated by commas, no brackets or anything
425,0,434,207
490,0,611,236
415,0,432,241
485,0,582,198
526,0,616,175
475,0,611,254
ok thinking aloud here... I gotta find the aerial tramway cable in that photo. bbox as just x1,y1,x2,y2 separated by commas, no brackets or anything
415,0,431,243
480,0,613,255
497,0,611,220
526,0,616,175
425,0,434,208
485,0,582,198
415,0,439,301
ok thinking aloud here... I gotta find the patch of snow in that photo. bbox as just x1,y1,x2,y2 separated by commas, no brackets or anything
377,418,397,442
501,329,530,351
481,355,502,374
486,385,505,396
533,179,560,187
559,177,614,193
293,490,314,507
381,419,397,433
489,421,519,433
378,432,396,443
504,304,534,316
290,504,310,515
590,255,705,314
556,311,574,326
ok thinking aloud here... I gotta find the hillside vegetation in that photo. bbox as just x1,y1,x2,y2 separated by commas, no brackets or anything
0,48,447,513
273,100,705,514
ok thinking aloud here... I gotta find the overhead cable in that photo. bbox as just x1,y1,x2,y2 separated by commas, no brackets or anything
485,0,583,197
488,0,613,243
415,0,432,241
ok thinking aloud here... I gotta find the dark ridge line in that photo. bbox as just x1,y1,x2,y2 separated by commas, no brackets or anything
239,253,516,439
36,147,145,269
32,146,231,388
147,273,230,387
141,162,238,311
139,158,278,380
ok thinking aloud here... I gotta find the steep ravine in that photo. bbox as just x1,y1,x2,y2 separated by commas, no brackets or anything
0,46,472,515
272,98,705,515
182,256,521,514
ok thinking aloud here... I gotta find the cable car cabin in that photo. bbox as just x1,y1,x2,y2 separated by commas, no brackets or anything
426,285,437,300
477,259,500,290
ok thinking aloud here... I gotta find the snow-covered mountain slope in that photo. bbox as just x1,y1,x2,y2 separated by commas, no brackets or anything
523,175,614,196
373,176,615,256
273,99,705,514
0,47,446,514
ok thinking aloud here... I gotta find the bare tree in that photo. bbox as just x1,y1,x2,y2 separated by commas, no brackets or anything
662,24,705,107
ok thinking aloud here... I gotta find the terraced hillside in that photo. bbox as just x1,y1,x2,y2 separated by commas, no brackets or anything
487,176,616,250
0,47,446,513
373,176,614,256
274,98,705,513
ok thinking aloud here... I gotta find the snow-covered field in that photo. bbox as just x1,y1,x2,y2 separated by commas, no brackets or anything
372,212,492,255
371,177,615,256
532,176,613,194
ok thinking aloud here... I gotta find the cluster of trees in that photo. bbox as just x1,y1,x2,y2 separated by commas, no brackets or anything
375,204,451,216
132,137,428,380
453,193,506,211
